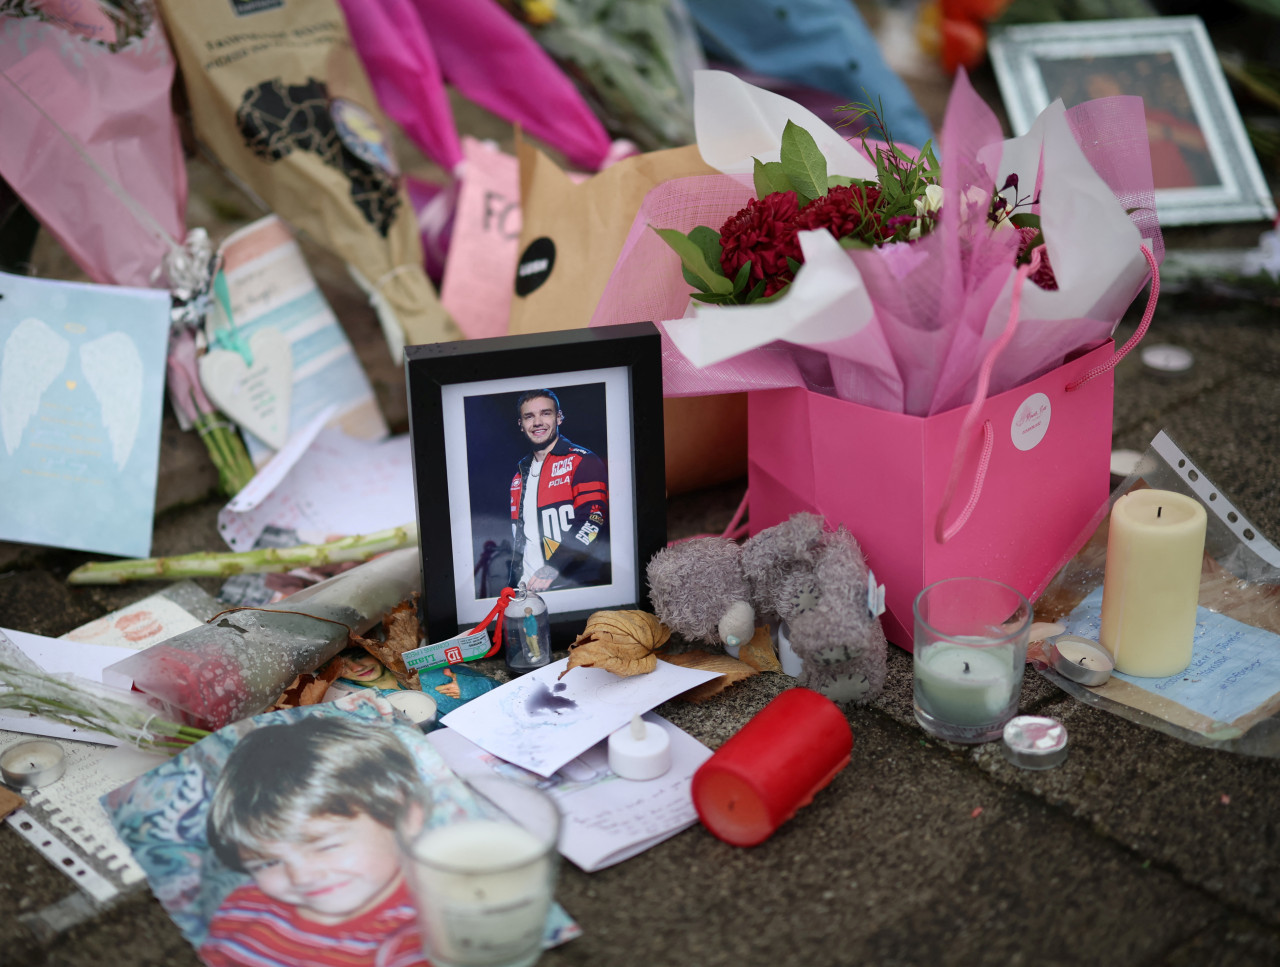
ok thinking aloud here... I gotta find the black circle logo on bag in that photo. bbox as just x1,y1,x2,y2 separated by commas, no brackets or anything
515,237,556,296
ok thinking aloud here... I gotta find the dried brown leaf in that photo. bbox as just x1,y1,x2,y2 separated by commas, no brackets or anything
561,636,658,678
350,595,425,690
737,626,782,673
662,650,758,702
558,610,671,679
0,785,24,820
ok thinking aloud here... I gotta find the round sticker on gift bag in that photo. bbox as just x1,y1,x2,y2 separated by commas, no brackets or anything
515,237,555,296
1011,392,1051,451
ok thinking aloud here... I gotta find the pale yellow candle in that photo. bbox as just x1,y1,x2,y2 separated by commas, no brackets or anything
1100,489,1206,677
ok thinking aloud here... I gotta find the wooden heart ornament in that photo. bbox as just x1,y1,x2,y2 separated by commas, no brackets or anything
198,328,293,450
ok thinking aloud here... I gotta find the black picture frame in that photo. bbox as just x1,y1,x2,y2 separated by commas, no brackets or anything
405,322,666,647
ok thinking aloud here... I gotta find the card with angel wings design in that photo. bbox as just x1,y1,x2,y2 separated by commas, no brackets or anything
0,269,170,557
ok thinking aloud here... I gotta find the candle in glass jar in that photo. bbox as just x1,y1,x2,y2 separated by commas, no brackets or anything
405,819,554,967
691,688,852,847
1100,489,1206,677
913,643,1016,727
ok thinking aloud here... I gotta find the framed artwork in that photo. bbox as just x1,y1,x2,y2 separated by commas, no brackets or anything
405,322,667,645
989,16,1276,226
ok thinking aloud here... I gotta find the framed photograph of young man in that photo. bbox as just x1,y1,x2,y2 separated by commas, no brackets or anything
405,322,666,645
989,16,1276,226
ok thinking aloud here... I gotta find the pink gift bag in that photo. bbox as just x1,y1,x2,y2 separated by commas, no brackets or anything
748,339,1119,649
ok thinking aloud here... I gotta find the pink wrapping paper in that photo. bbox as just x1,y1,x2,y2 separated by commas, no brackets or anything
405,0,614,172
335,0,463,173
0,3,186,287
590,70,1163,415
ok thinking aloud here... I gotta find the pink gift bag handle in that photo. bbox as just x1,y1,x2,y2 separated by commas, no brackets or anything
935,244,1159,544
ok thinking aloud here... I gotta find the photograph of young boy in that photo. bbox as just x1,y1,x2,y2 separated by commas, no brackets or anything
199,715,428,967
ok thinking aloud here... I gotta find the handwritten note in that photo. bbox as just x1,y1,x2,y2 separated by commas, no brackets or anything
429,714,712,871
216,428,416,551
213,216,387,463
1064,586,1280,725
0,269,169,557
439,658,720,779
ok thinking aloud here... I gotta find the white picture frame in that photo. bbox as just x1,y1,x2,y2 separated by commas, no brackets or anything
989,16,1276,226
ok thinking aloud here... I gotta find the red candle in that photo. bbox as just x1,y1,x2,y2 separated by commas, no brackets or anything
691,687,853,847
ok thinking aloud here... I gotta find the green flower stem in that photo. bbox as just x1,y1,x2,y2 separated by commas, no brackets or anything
196,413,255,496
66,523,418,585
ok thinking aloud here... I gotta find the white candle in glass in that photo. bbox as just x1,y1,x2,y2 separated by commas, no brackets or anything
1100,489,1206,677
913,643,1016,727
407,819,553,967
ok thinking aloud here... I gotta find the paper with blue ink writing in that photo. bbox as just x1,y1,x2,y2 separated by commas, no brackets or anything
0,270,169,558
1065,585,1280,726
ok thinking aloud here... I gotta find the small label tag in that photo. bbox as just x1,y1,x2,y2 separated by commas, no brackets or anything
867,570,886,618
402,630,492,673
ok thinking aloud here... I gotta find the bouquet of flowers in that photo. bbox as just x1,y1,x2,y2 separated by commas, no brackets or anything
589,69,1163,417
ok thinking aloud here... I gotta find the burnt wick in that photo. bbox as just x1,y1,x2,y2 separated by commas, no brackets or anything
1158,506,1163,518
963,662,970,673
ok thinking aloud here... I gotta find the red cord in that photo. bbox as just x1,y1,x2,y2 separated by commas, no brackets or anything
466,586,517,658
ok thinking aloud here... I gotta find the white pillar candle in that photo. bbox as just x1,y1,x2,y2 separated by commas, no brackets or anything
607,714,671,780
913,643,1016,727
406,819,553,967
1100,489,1206,677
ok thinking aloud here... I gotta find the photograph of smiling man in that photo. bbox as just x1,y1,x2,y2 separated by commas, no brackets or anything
460,382,612,600
507,388,610,592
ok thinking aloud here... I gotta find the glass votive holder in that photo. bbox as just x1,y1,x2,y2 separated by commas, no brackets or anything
912,576,1032,744
502,585,552,675
397,775,561,967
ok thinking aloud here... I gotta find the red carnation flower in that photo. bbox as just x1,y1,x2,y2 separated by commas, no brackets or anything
795,184,886,244
1015,226,1058,290
719,191,802,297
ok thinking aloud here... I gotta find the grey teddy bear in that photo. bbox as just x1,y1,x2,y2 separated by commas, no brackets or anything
647,513,887,704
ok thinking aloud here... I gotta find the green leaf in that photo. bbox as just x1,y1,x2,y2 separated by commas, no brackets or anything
731,259,753,295
754,159,793,198
1009,212,1040,229
691,291,733,305
744,278,767,302
827,175,855,188
652,227,733,294
680,262,712,294
838,236,873,250
780,120,828,201
687,225,724,268
785,256,803,274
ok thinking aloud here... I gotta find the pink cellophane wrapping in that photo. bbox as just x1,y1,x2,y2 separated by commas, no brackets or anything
0,4,187,287
404,0,614,173
590,70,1163,414
337,0,464,174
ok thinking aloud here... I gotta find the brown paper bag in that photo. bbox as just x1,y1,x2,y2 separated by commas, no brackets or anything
156,0,456,351
509,140,717,335
511,140,745,494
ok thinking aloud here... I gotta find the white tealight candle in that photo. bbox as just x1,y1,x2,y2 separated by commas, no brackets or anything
387,689,438,729
407,819,554,967
914,643,1016,728
607,714,672,781
1100,489,1206,677
1050,635,1114,687
1002,716,1068,770
1,740,67,789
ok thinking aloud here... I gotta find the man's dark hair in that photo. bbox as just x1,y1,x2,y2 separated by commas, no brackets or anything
515,389,561,417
